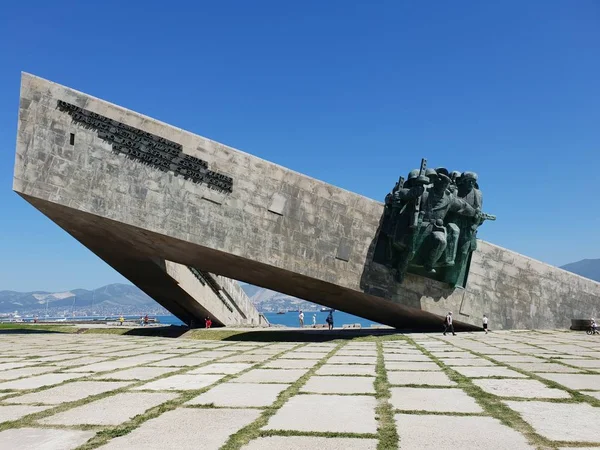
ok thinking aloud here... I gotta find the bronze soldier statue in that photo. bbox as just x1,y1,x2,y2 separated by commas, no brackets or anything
382,161,495,286
409,170,479,274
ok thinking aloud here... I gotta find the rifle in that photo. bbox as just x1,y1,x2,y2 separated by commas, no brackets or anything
410,158,427,228
392,176,405,195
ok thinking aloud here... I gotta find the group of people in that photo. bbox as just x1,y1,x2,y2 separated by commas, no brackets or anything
298,310,334,330
118,314,149,326
443,312,489,335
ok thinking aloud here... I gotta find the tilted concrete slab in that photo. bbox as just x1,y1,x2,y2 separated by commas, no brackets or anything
13,73,600,329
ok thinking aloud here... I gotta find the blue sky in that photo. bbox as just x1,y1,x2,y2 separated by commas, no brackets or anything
1,0,599,292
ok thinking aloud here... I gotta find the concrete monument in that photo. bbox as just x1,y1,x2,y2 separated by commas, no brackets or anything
13,73,600,330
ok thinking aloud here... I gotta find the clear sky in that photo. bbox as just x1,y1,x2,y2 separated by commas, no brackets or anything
1,1,599,292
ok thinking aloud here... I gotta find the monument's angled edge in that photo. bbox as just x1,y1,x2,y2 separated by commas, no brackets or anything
14,72,600,330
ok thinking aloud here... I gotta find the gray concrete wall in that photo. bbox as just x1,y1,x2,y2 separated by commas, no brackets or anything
164,261,262,326
14,73,600,330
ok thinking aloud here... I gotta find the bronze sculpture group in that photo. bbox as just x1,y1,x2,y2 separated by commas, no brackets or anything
378,159,495,287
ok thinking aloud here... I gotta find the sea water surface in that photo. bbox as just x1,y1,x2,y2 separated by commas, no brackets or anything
263,311,381,328
160,312,381,328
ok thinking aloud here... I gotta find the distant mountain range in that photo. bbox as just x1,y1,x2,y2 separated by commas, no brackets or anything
2,258,597,316
239,283,321,312
0,284,168,316
560,259,600,282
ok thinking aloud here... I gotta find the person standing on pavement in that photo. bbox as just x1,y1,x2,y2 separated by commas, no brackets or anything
298,310,304,328
443,311,456,336
483,315,489,334
326,311,334,330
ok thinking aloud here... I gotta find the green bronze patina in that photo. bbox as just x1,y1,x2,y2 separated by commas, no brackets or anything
378,159,496,287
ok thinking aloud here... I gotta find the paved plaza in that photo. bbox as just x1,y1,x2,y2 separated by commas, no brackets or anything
0,330,599,449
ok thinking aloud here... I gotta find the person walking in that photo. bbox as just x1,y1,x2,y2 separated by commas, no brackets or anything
312,314,317,328
143,314,149,326
326,311,334,330
298,311,304,328
483,315,489,334
119,315,124,326
443,311,456,336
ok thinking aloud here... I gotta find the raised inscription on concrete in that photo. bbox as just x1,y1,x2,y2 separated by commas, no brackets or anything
57,100,233,193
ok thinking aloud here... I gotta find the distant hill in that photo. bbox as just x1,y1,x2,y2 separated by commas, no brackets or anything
239,284,320,312
560,259,600,282
0,284,168,316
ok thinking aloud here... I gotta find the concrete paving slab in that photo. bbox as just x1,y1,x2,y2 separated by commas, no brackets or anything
188,363,254,375
390,387,483,413
0,372,89,390
385,361,441,371
0,361,42,371
262,358,319,369
388,371,456,386
155,348,201,354
279,352,328,360
534,373,600,390
0,404,49,423
233,369,308,384
473,379,570,398
187,382,289,407
490,355,545,363
5,381,130,404
104,349,155,357
316,364,376,376
336,350,378,357
451,366,528,378
429,351,474,358
94,366,178,380
384,354,431,362
440,358,495,366
560,359,600,369
264,394,378,433
148,356,214,367
0,366,57,380
245,349,283,356
53,356,111,367
301,375,375,394
133,374,224,391
241,436,379,450
193,350,237,358
64,358,151,373
383,348,424,354
40,392,177,426
395,414,534,449
31,354,87,363
220,354,272,363
97,407,260,450
506,362,582,373
505,401,600,442
328,356,377,365
584,391,600,401
0,428,95,450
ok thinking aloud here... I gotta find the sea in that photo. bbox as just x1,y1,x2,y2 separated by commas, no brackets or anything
142,312,381,328
14,313,381,328
262,311,381,328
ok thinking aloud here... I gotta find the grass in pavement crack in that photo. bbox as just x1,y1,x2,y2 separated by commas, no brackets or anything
375,340,400,450
219,341,354,450
406,336,558,450
73,341,309,450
